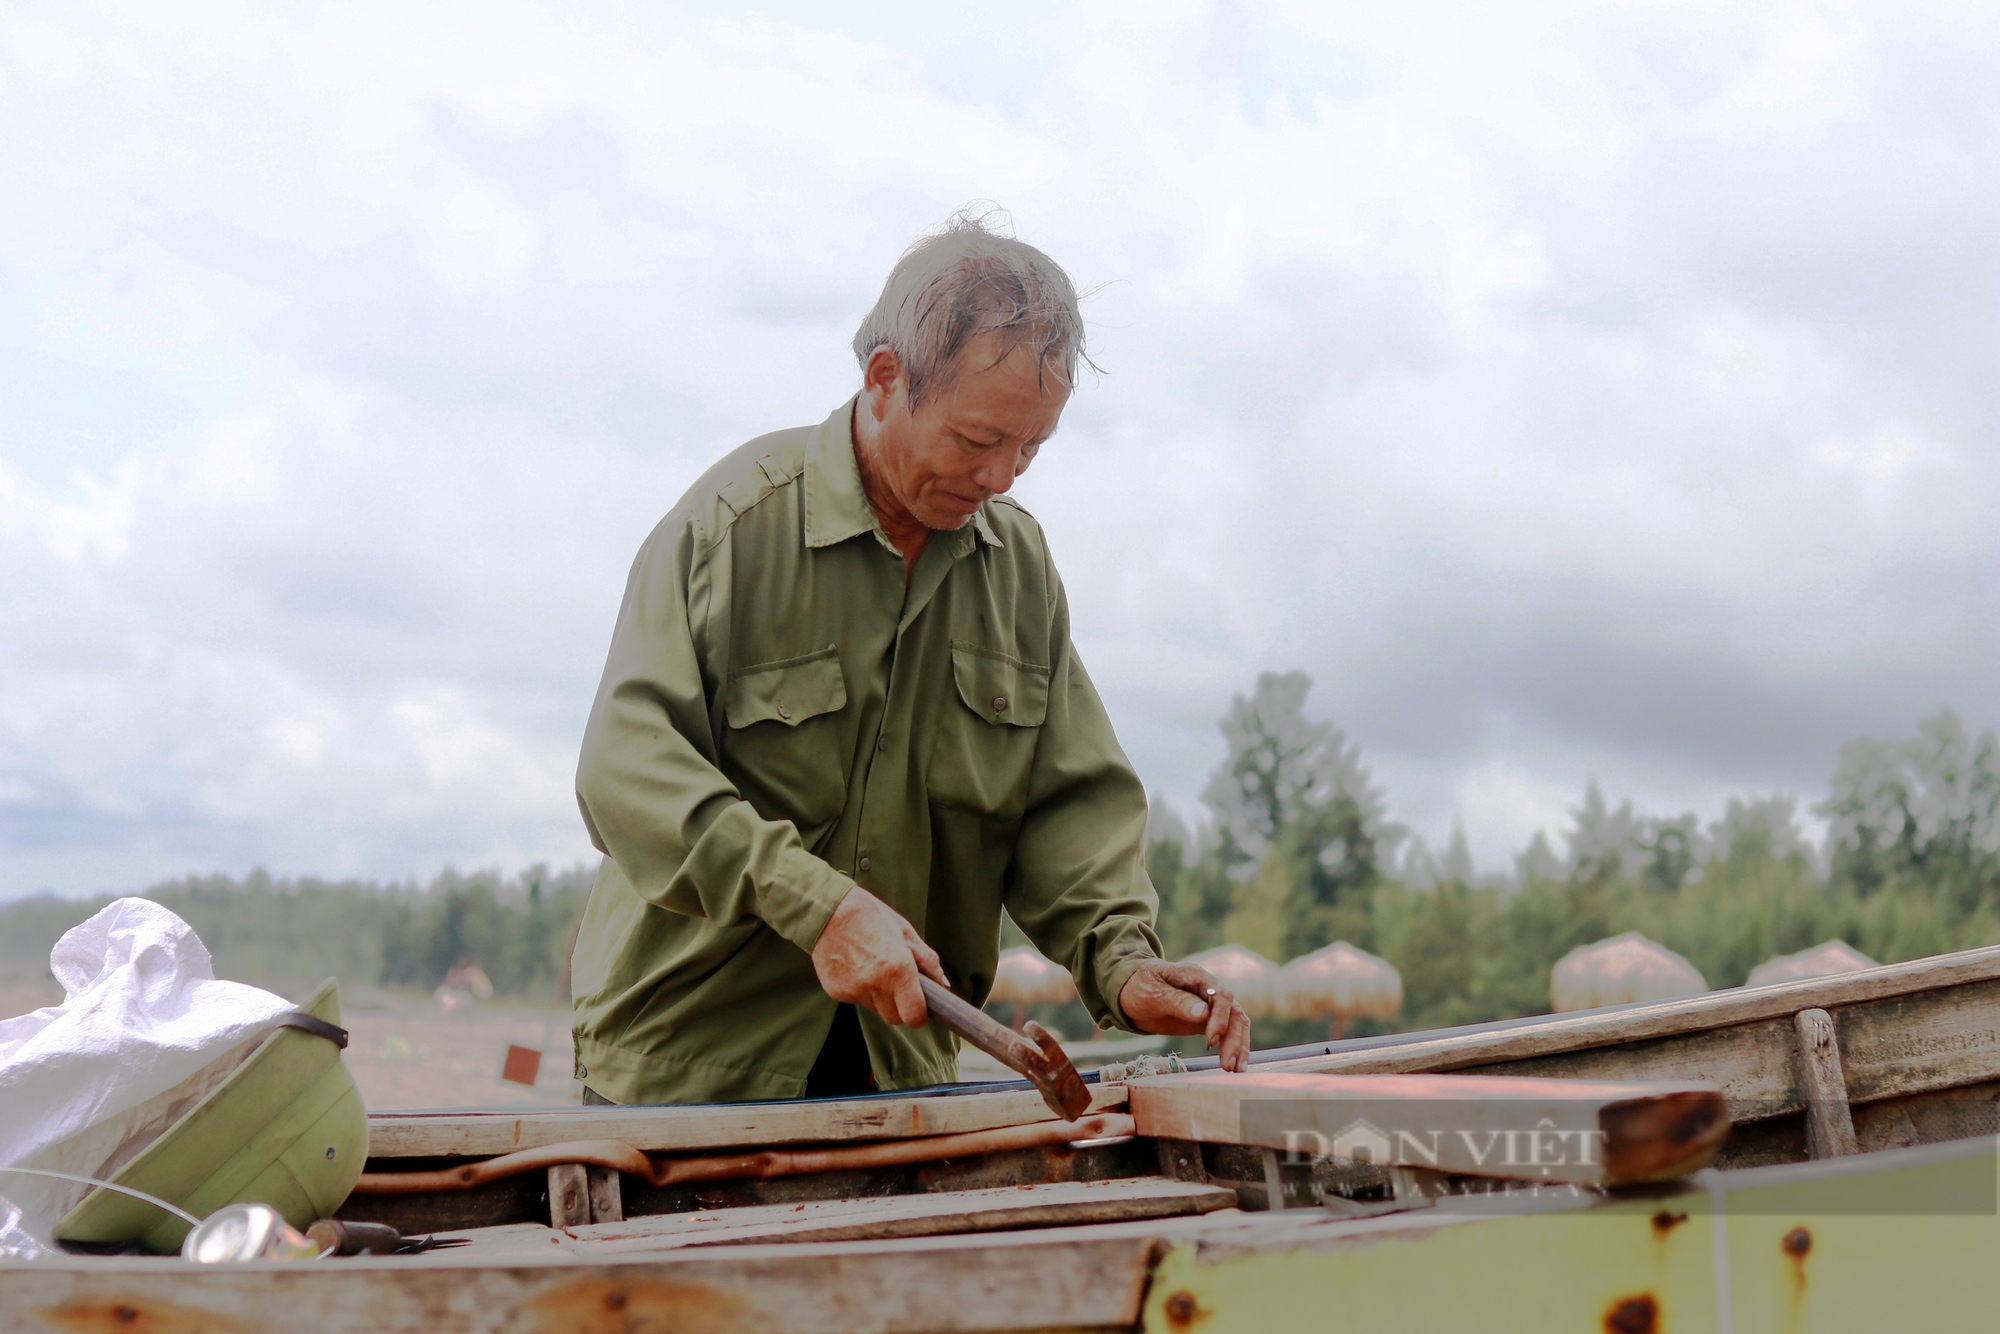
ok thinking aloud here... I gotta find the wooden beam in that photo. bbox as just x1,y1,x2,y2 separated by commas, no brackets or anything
1252,969,2000,1129
586,1165,624,1223
547,1163,590,1228
449,1178,1237,1259
7,1223,1163,1334
1795,1008,1861,1158
367,1082,1129,1160
1127,1071,1728,1186
1155,1138,1208,1183
1257,945,2000,1085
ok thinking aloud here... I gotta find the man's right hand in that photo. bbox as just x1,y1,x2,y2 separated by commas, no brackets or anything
810,887,948,1027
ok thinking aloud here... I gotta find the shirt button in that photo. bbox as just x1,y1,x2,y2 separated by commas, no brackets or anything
777,702,792,721
993,695,1008,713
877,735,888,751
859,856,871,872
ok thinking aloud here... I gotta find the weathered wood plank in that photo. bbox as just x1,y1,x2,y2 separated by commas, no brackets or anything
586,1165,624,1223
1834,976,2000,1105
1256,944,2000,1082
1450,1015,1803,1117
449,1178,1236,1259
1251,968,2000,1134
1155,1138,1208,1183
1794,1008,1860,1158
547,1164,590,1227
6,1226,1160,1334
1128,1071,1728,1185
1852,1078,2000,1153
341,1138,1161,1235
368,1082,1129,1160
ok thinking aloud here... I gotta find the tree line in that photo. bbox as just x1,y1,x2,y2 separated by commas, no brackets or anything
4,676,1995,1045
1145,673,2000,1044
0,865,594,1002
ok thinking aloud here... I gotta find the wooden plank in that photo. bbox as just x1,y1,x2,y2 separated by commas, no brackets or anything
1833,976,2000,1105
342,1137,1161,1236
4,1224,1160,1334
1451,1015,1803,1117
1155,1138,1208,1182
1794,1008,1860,1158
448,1178,1236,1259
1852,1077,2000,1152
1255,944,2000,1081
367,1081,1129,1160
1128,1071,1728,1186
586,1165,624,1223
547,1163,590,1227
1257,970,2000,1131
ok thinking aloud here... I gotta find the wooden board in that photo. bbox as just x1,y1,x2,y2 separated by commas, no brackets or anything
1128,1071,1728,1186
5,1225,1160,1334
1834,976,2000,1105
1451,1016,1805,1117
1258,944,2000,1084
1254,953,2000,1132
444,1178,1236,1259
367,1082,1130,1160
342,1136,1162,1236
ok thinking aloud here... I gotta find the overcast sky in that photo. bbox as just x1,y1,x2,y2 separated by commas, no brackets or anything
1,0,1994,900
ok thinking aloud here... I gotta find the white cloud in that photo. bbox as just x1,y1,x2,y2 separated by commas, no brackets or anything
0,0,1994,893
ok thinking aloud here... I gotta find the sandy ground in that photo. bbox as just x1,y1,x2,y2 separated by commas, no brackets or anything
340,992,581,1110
2,978,580,1111
3,980,1171,1112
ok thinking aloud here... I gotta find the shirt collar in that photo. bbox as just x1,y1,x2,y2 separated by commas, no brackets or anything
803,399,878,550
804,397,1005,554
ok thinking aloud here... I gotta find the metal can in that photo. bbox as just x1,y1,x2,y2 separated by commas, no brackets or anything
180,1203,323,1263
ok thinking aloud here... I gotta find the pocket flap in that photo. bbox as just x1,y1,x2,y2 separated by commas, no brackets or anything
725,647,847,728
950,642,1049,727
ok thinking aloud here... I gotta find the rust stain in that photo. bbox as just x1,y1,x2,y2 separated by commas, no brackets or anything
1162,1289,1207,1330
1603,1293,1658,1334
37,1298,252,1334
511,1275,751,1334
1650,1210,1689,1238
1783,1225,1813,1293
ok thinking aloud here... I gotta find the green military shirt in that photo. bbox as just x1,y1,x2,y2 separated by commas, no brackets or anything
570,399,1164,1104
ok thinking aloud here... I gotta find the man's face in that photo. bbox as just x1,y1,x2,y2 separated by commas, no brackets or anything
862,334,1069,531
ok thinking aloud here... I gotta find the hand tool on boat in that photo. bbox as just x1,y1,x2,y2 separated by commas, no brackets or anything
918,975,1091,1120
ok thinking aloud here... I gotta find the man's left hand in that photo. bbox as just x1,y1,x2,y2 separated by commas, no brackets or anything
1118,962,1251,1072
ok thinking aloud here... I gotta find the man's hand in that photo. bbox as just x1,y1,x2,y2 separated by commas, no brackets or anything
1118,962,1252,1072
810,887,948,1027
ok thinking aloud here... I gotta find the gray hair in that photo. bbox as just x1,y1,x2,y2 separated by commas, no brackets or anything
852,212,1086,407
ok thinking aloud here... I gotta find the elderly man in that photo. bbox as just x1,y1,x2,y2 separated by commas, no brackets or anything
569,218,1251,1105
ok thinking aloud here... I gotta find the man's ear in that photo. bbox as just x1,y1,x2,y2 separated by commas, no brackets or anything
862,347,904,421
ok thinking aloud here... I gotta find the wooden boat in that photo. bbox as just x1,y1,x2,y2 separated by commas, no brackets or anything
11,942,2000,1331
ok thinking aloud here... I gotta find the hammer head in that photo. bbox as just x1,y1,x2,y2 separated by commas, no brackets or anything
1020,1020,1092,1121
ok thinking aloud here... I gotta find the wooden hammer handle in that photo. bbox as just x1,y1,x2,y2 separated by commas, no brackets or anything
919,976,1043,1073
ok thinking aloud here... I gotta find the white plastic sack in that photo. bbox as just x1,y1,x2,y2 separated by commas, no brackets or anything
0,898,294,1247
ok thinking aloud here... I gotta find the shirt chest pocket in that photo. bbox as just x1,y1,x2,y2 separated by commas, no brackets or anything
926,641,1050,821
722,647,851,834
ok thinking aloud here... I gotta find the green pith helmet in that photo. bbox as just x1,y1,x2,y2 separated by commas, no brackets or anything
54,978,368,1255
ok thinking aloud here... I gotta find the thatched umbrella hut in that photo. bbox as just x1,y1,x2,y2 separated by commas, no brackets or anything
1550,932,1707,1013
1272,941,1402,1039
988,946,1076,1030
1180,944,1280,1017
1746,940,1876,988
